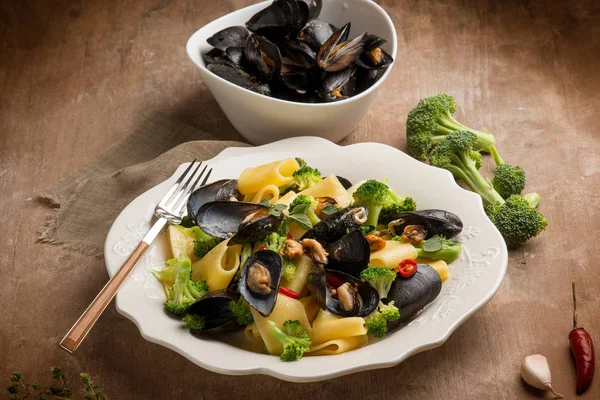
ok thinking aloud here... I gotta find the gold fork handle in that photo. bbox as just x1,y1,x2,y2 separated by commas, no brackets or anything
60,241,150,353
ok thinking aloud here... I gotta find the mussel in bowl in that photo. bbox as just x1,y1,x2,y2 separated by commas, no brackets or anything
238,250,283,317
306,267,379,317
184,290,240,335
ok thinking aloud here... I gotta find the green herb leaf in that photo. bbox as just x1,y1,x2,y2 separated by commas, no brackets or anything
259,199,271,207
321,204,338,215
290,204,307,215
288,214,312,230
423,235,443,252
274,204,287,211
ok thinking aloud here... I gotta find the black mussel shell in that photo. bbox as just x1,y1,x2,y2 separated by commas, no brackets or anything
215,179,243,201
355,68,383,94
302,205,368,246
282,40,317,68
307,267,379,317
294,0,310,30
246,1,288,36
229,213,283,244
319,67,355,101
187,179,230,222
384,264,442,328
184,290,240,334
239,250,282,317
244,35,282,81
225,46,245,66
336,176,353,189
297,19,334,49
195,201,268,239
297,0,322,19
281,70,310,92
361,33,387,52
207,26,249,51
318,24,365,72
203,48,237,68
387,209,463,239
356,46,393,70
207,64,262,92
325,230,370,277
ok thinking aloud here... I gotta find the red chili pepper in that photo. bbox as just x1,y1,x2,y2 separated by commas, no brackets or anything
326,275,344,288
258,246,266,251
279,286,299,299
286,233,293,239
569,281,595,395
398,259,417,279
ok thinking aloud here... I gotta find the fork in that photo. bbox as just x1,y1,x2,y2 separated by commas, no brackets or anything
59,160,212,353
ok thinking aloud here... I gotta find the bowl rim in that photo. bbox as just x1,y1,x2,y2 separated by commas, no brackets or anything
185,0,398,108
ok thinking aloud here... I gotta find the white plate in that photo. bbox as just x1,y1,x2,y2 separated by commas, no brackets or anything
105,137,508,382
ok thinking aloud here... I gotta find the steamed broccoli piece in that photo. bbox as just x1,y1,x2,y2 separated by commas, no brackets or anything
489,145,526,199
360,267,400,337
379,193,417,224
292,166,322,191
486,195,548,249
406,93,496,160
269,320,312,361
183,313,205,331
228,297,254,325
415,236,462,262
151,257,179,284
192,227,223,259
256,232,296,281
162,254,209,315
295,157,307,168
289,195,321,225
430,131,547,248
352,180,390,227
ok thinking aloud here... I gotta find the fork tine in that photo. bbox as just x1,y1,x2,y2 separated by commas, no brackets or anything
201,168,213,186
165,162,204,211
158,160,199,208
171,164,209,214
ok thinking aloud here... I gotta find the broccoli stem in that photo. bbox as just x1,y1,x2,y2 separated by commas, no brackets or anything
489,145,504,166
450,153,504,206
436,113,495,152
365,205,383,227
523,192,541,208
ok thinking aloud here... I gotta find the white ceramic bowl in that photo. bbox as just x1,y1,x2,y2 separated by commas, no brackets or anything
105,137,508,382
186,0,397,145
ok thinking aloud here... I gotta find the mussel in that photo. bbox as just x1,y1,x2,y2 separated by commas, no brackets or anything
187,179,230,222
296,19,334,49
384,264,442,328
207,26,249,51
306,267,379,317
239,250,282,317
195,201,282,243
297,0,322,20
246,0,306,40
325,230,370,276
215,179,243,201
301,205,368,246
335,176,353,189
386,209,463,239
317,24,365,72
207,64,270,95
184,290,240,334
356,34,393,70
319,67,356,101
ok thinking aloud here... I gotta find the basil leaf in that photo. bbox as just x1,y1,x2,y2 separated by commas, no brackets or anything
290,204,307,215
269,209,281,217
321,205,338,215
259,199,271,207
288,214,312,230
278,218,290,235
423,235,443,252
274,204,288,211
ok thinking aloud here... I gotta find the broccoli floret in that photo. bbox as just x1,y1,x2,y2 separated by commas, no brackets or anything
256,232,296,281
486,195,548,249
162,254,209,315
292,166,322,192
151,257,179,284
289,195,321,225
180,215,195,228
295,157,307,168
192,227,222,259
379,196,417,224
415,235,463,262
228,297,254,325
269,320,312,361
360,267,400,337
182,313,205,331
352,180,390,226
429,131,546,248
489,145,526,199
406,93,496,160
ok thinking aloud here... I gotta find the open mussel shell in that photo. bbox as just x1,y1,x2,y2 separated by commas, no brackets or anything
335,176,353,189
319,67,355,101
387,209,463,239
187,179,230,223
229,213,283,244
301,205,368,246
184,290,240,334
356,47,394,70
244,34,282,81
297,19,334,49
318,23,365,72
282,40,317,68
239,250,282,317
215,179,243,201
384,264,442,328
225,46,245,66
325,230,370,277
195,201,268,239
307,268,379,317
207,26,249,51
297,0,322,20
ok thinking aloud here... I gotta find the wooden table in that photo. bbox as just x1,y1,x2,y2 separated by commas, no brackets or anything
1,0,599,398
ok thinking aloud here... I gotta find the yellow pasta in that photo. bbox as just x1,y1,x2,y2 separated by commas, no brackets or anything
276,190,297,206
300,296,320,325
281,255,314,294
251,295,312,355
243,184,280,203
416,258,449,281
191,239,242,290
370,240,418,268
310,335,368,355
238,159,300,195
310,309,367,345
298,174,353,207
244,323,263,343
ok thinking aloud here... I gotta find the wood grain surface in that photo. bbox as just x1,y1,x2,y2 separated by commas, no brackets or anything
1,0,599,399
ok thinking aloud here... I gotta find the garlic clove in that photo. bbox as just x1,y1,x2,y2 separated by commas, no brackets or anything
520,354,563,399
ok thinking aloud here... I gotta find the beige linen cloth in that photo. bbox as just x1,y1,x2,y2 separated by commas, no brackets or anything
39,112,249,256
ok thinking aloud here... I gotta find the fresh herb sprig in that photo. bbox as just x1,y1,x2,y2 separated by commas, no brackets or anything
7,367,105,400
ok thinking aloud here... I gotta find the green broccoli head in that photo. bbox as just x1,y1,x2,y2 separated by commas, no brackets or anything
360,267,397,299
379,197,417,224
489,145,526,199
182,313,205,331
269,320,312,361
228,297,254,325
364,301,400,338
406,93,495,160
289,195,321,225
292,166,322,192
486,195,547,249
379,301,400,321
352,180,391,226
163,254,209,315
192,227,223,259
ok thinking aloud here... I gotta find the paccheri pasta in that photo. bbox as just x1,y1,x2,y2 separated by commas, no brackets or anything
152,157,464,361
